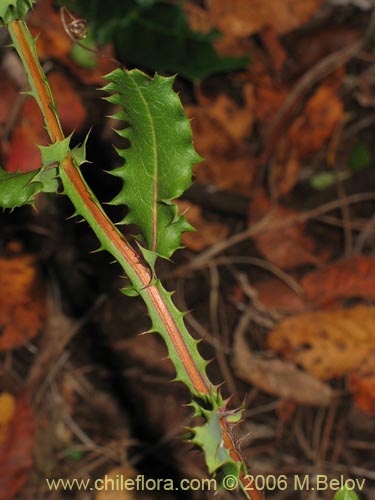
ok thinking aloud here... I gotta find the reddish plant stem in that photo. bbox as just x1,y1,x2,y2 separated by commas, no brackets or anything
9,19,264,500
11,18,209,396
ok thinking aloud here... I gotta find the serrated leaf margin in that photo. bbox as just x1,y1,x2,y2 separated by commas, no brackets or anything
103,68,202,260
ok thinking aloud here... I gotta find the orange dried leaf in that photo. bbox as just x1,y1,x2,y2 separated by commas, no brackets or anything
268,305,375,380
0,255,45,351
302,256,375,306
0,394,35,500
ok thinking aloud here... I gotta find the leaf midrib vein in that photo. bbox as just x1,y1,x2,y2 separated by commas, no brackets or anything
129,73,158,253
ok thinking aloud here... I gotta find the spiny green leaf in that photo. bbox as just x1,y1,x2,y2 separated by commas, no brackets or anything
71,131,91,167
190,392,244,481
0,138,68,210
0,0,34,25
104,68,201,260
38,136,71,167
33,164,60,192
0,168,39,209
0,165,58,209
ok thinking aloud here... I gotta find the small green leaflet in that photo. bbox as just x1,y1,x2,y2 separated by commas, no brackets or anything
0,165,58,209
39,135,71,167
190,392,244,490
0,138,74,210
192,409,243,478
104,68,202,260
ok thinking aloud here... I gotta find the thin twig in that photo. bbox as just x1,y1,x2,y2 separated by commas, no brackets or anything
209,256,303,296
175,193,375,276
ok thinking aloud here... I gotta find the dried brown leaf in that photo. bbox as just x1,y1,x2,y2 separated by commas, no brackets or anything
302,256,375,306
233,327,333,406
268,305,375,380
